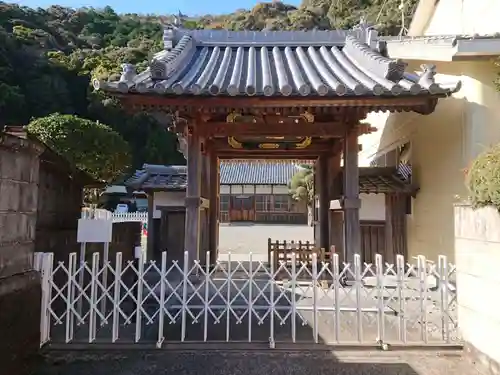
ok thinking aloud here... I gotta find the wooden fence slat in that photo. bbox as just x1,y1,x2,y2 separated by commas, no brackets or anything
268,239,333,278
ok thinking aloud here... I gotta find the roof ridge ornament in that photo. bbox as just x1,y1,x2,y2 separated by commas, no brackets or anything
353,16,371,31
418,64,440,94
150,34,194,80
351,16,379,49
161,12,186,50
116,63,137,93
344,36,406,82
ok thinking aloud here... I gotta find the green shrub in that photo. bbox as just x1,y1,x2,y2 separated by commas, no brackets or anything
466,144,500,209
28,113,131,182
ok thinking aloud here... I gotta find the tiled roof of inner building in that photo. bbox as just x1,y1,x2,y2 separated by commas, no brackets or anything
93,26,461,98
356,167,416,194
122,163,415,194
220,161,300,185
124,164,187,190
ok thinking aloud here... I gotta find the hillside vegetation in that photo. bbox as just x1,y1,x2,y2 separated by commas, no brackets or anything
0,0,416,177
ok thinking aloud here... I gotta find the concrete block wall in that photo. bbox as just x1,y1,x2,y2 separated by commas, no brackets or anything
455,204,500,374
0,138,42,375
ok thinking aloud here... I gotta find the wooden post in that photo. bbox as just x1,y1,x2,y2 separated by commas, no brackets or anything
328,151,344,263
343,131,361,264
146,193,155,261
317,155,329,250
198,144,210,266
208,150,219,265
384,193,395,264
385,193,408,263
184,126,202,265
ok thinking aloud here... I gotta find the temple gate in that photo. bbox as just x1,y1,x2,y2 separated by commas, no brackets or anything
37,24,461,348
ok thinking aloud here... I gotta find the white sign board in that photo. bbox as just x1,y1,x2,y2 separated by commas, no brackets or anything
77,219,113,243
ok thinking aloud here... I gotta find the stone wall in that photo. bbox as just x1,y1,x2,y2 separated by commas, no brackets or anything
0,134,43,375
455,204,500,374
35,150,85,261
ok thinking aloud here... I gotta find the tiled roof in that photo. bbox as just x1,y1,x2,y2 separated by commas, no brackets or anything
356,167,415,194
125,164,187,190
94,27,461,98
220,161,300,185
123,163,415,193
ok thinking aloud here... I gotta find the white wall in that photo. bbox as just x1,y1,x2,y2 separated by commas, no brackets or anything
152,191,185,219
455,204,500,368
360,193,385,221
423,0,500,36
220,184,289,195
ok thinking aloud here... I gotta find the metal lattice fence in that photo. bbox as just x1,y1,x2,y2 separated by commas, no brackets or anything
34,251,459,348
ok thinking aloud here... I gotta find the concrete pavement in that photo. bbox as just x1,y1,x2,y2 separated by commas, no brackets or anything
218,224,314,262
36,350,482,375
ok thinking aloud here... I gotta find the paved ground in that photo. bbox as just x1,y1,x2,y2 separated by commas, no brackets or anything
35,350,482,375
218,224,314,262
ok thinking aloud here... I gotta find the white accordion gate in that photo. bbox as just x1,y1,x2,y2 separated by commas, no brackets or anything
35,251,460,348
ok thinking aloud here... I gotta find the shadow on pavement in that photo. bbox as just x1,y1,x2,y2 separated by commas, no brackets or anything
35,350,477,375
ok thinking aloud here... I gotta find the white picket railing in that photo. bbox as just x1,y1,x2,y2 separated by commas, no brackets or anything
111,212,148,222
80,209,148,223
35,251,459,348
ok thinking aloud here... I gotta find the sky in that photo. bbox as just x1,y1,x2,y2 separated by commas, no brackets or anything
12,0,301,16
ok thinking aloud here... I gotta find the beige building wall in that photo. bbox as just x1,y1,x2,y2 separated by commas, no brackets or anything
455,205,500,368
359,194,385,221
153,191,185,218
421,0,500,36
362,59,500,261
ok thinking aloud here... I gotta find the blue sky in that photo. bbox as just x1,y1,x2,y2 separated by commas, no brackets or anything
12,0,301,16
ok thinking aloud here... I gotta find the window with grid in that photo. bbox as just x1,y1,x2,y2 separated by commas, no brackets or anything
219,195,230,212
255,194,271,211
273,194,290,212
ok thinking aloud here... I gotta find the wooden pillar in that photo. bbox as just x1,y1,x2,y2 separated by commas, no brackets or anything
385,193,408,262
317,155,329,250
208,150,219,265
385,193,394,263
184,127,202,264
198,145,210,266
146,193,155,261
343,131,361,264
327,151,344,262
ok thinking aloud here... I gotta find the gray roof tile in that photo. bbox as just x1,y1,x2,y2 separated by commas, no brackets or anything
220,162,300,185
124,163,414,194
125,164,187,190
94,28,461,98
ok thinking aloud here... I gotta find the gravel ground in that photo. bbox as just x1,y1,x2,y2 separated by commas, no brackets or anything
35,350,482,375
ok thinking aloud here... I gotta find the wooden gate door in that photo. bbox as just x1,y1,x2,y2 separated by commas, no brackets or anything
230,195,255,222
159,210,186,263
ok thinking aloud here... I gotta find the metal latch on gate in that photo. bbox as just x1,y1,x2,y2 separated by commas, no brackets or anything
376,339,390,351
269,337,275,349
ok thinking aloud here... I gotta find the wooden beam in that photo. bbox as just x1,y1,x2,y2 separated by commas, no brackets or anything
119,93,442,110
216,152,325,160
211,139,335,154
198,121,348,137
